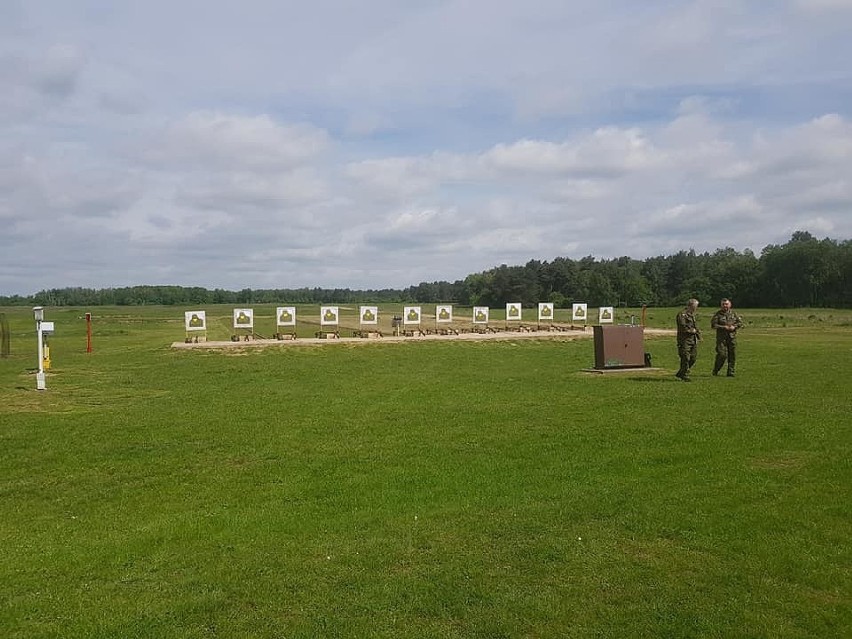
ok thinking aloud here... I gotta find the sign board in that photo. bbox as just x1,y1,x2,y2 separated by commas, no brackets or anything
233,308,254,329
572,303,588,322
506,303,522,321
360,306,378,325
277,307,296,326
185,311,206,331
403,306,421,325
598,307,615,324
320,306,339,326
473,306,489,324
538,302,554,321
436,305,453,323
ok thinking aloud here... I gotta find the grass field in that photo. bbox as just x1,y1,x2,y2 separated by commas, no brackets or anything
1,305,850,638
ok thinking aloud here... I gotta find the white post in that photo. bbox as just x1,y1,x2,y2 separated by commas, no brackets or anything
34,306,46,390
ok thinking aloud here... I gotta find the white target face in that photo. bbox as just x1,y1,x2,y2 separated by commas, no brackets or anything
538,303,554,321
360,306,378,325
473,306,489,324
320,306,339,326
185,311,206,331
233,308,254,329
277,307,296,326
403,306,421,325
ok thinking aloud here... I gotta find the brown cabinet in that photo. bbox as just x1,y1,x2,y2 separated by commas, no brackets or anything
593,325,645,369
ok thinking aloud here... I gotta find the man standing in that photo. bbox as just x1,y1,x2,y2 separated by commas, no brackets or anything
675,298,700,381
711,298,744,377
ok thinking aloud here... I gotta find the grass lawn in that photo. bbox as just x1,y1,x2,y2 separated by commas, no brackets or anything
1,306,850,638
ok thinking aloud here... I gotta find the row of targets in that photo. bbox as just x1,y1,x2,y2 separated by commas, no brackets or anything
183,303,615,341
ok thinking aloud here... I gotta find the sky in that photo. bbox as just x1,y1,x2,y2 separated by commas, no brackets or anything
2,0,852,295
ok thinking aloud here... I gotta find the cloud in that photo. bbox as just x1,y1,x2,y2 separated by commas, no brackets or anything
483,128,661,177
0,42,85,121
364,207,471,251
346,157,445,198
142,112,330,172
1,2,852,294
175,170,329,215
33,43,85,97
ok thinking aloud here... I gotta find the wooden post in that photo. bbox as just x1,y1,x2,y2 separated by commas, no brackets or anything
86,312,93,353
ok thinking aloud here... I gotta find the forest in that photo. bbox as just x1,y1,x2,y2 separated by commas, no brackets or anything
3,232,850,309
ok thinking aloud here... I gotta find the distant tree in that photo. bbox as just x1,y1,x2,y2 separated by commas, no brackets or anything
640,257,668,305
759,232,840,306
3,230,848,308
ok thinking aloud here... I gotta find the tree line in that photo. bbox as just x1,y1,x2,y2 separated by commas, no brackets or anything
3,231,850,308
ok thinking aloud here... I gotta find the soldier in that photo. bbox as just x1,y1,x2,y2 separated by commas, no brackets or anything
675,298,700,381
711,298,744,377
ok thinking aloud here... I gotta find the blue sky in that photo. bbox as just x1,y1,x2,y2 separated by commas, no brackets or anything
2,0,852,295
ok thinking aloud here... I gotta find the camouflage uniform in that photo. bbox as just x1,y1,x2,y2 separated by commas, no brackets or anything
711,307,743,376
675,306,700,380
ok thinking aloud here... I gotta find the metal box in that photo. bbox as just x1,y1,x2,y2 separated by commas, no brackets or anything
593,325,645,369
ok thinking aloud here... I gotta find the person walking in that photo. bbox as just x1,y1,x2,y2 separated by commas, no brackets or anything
675,298,700,381
711,298,743,377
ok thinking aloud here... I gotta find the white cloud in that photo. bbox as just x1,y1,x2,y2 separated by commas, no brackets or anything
346,157,443,198
1,1,852,294
143,112,330,172
175,170,328,214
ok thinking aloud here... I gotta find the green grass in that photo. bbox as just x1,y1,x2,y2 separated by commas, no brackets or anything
1,306,850,638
